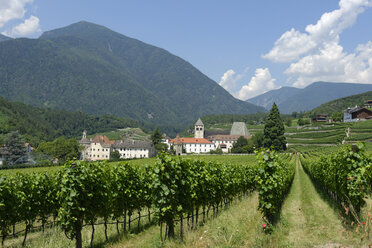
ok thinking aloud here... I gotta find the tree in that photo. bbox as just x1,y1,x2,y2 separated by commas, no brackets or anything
263,103,286,151
331,111,343,122
110,150,120,161
231,136,254,153
36,137,81,163
252,131,264,148
4,131,26,165
151,127,167,153
285,118,292,127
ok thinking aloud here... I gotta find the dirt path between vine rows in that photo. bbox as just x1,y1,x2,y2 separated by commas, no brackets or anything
271,156,364,248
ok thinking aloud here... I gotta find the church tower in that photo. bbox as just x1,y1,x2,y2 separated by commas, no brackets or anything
194,118,204,138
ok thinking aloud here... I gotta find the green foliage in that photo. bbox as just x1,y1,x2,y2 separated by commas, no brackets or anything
4,131,26,165
151,127,163,146
209,148,223,154
285,118,292,127
110,150,120,161
231,136,254,153
0,172,59,245
36,137,81,163
255,149,295,223
263,103,286,151
151,154,256,238
0,97,143,146
297,118,310,126
252,131,264,148
331,111,343,122
302,143,371,214
311,90,372,115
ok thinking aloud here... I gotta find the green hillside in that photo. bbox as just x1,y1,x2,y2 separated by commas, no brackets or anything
311,90,372,114
0,97,144,146
0,21,264,126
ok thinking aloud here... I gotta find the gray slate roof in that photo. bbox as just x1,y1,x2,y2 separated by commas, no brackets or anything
113,140,153,149
195,118,204,126
230,122,250,136
344,107,364,114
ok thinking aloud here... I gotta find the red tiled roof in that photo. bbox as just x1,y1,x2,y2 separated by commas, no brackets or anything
169,137,213,144
92,135,113,144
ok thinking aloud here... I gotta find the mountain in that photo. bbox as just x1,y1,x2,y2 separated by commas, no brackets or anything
0,34,12,42
247,87,301,110
0,96,144,146
247,82,372,114
0,21,265,126
311,91,372,114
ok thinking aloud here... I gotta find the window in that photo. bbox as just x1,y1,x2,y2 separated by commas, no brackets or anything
97,155,99,157
98,149,100,151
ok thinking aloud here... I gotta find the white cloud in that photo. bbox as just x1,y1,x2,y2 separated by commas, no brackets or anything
2,15,40,37
263,0,372,63
219,68,248,92
286,41,372,87
236,68,277,100
263,0,372,88
0,0,33,28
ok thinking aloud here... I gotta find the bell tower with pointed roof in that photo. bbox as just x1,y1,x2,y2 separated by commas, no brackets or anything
194,118,204,138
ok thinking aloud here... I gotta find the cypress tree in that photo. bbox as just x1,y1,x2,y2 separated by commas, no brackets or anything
263,103,286,151
4,131,26,165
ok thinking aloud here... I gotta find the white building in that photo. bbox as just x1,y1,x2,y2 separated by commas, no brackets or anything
79,133,113,161
79,131,154,161
207,135,245,153
169,118,214,154
169,137,215,154
112,140,154,159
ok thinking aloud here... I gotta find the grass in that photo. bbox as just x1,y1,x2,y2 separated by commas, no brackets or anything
265,156,368,247
88,127,150,141
107,192,263,248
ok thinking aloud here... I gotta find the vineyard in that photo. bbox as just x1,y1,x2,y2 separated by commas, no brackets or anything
0,146,372,247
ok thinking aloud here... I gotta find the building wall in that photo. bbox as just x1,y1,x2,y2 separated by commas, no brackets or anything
344,113,354,122
184,143,214,153
88,142,111,161
355,111,372,119
195,125,204,138
212,140,235,151
114,147,152,159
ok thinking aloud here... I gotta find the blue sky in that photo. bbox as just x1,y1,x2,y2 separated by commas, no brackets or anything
1,0,372,100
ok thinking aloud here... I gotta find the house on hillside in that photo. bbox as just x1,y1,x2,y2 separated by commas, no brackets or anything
312,114,329,123
344,106,372,122
364,100,372,108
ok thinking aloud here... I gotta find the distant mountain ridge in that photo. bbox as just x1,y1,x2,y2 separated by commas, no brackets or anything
247,82,372,114
0,34,12,42
0,21,265,126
